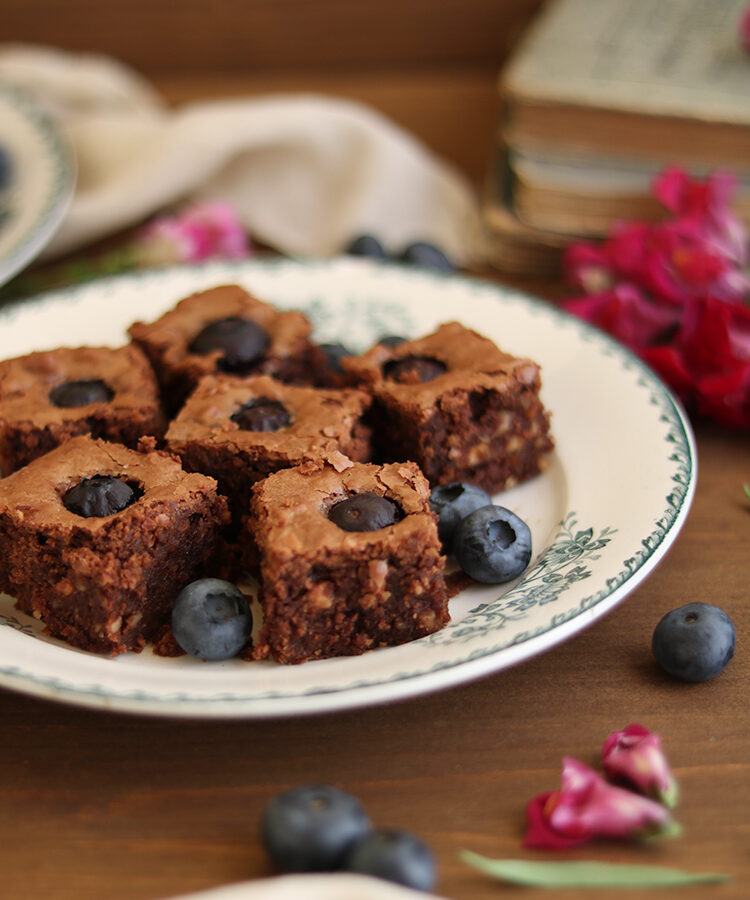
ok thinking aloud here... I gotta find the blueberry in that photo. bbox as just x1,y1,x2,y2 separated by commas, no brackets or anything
652,602,735,682
345,234,387,259
230,397,291,431
429,482,492,551
376,335,407,349
62,475,142,518
328,493,402,532
171,578,252,661
344,828,436,892
318,342,353,375
382,356,446,384
262,784,371,873
49,379,114,408
398,241,454,272
189,316,270,373
454,505,532,583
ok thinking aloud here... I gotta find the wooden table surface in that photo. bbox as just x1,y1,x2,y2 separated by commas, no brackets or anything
1,60,748,900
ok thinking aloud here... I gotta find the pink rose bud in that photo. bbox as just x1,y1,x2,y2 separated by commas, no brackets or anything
524,757,680,850
602,724,679,808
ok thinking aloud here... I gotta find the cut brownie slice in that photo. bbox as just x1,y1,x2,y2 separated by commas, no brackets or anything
165,374,372,522
249,460,449,664
128,283,318,412
0,344,165,475
341,322,554,493
0,436,229,655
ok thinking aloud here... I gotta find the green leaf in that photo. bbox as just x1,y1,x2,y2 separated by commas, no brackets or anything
743,484,750,502
460,850,731,888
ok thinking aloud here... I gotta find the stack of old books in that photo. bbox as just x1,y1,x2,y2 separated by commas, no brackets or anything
484,0,750,275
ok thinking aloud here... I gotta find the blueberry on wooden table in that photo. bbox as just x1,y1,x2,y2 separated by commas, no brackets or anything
454,504,532,583
261,784,371,872
429,482,492,551
63,475,142,518
345,234,387,258
344,828,436,892
171,578,252,661
652,602,736,682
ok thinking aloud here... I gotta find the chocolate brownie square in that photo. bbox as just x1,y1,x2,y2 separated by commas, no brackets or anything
128,283,318,412
0,436,229,655
165,374,372,521
0,344,165,475
342,322,554,493
249,460,449,664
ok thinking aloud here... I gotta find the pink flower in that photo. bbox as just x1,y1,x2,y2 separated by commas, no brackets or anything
602,724,678,808
137,201,250,265
643,296,750,428
563,283,678,350
563,166,750,430
524,757,680,850
740,4,750,53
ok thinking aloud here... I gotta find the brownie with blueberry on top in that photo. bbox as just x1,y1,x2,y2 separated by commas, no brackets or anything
341,322,554,494
128,284,319,413
0,344,165,476
165,373,372,524
0,435,229,655
248,459,449,664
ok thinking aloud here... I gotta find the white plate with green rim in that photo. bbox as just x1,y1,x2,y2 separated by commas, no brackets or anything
0,258,696,717
0,80,76,288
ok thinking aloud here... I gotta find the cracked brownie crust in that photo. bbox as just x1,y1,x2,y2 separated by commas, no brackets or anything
342,322,554,492
249,460,449,664
0,344,165,475
128,284,317,411
0,436,229,655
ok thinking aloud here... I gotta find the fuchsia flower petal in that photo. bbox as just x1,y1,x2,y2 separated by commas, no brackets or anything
523,758,680,850
563,283,678,350
602,725,679,808
563,165,750,429
740,3,750,53
137,201,250,264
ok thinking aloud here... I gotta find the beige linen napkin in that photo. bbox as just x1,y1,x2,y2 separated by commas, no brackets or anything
161,873,449,900
0,44,483,264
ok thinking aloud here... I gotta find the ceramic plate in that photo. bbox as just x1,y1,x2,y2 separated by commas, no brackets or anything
0,80,76,287
0,258,696,717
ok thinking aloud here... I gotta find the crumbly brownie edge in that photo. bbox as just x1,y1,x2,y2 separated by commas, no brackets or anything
254,531,449,664
0,490,229,655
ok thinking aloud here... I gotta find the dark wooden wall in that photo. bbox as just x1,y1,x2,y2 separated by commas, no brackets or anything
4,1,543,76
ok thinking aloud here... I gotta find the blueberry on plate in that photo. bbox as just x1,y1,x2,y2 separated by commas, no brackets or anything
344,828,436,892
345,234,387,259
652,602,736,682
171,578,252,661
262,784,371,872
376,335,407,349
398,241,454,272
454,505,532,584
429,482,492,551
